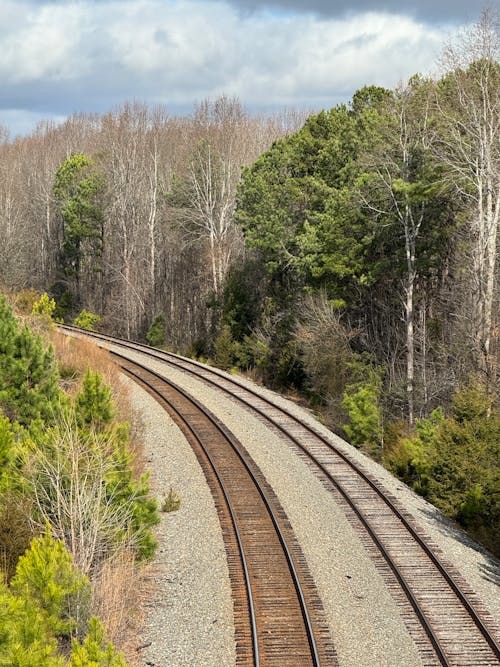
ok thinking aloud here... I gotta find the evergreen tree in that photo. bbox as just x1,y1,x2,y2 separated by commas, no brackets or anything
0,295,61,426
69,617,127,667
75,370,115,429
11,529,89,639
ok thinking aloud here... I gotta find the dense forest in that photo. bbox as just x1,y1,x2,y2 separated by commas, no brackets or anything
0,10,498,555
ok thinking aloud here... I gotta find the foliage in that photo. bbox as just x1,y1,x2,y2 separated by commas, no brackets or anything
145,315,166,347
161,488,181,513
53,154,105,294
341,361,384,455
32,293,56,318
385,384,499,555
213,324,240,370
76,370,115,429
69,617,127,667
102,429,159,561
0,295,61,426
11,529,90,639
0,533,127,666
14,289,41,315
0,580,64,667
74,310,102,332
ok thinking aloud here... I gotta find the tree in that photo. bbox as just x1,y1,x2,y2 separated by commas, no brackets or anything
434,6,500,382
53,153,105,313
69,617,127,667
357,78,445,424
11,529,89,639
0,295,60,426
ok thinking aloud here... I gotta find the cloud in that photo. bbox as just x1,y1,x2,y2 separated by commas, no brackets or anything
0,0,460,134
226,0,477,23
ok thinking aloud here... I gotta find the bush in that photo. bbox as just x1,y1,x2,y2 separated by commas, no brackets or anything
161,488,181,513
69,617,127,666
145,315,166,347
341,361,383,456
76,370,115,429
384,383,500,556
213,324,240,370
11,529,90,639
74,310,102,331
32,293,56,318
0,295,61,426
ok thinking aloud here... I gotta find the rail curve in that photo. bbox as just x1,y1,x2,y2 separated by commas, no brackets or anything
60,324,500,667
116,352,336,666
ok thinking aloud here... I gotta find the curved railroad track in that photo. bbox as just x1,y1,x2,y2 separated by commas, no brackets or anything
117,353,336,666
60,325,500,667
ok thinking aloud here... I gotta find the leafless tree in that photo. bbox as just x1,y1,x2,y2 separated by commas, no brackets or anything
434,5,500,382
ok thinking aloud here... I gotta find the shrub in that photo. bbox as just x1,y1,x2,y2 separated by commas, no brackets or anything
341,361,383,456
74,310,102,331
214,324,240,370
161,488,181,513
145,315,166,347
0,296,61,426
0,581,64,667
32,293,56,318
76,370,115,429
69,617,127,666
384,383,500,556
11,529,90,639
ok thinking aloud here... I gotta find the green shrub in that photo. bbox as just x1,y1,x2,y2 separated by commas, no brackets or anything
11,529,90,639
69,617,127,666
73,310,102,331
0,581,64,667
384,383,500,556
145,315,166,347
0,295,61,426
341,362,383,455
214,324,240,370
76,370,115,429
32,293,56,318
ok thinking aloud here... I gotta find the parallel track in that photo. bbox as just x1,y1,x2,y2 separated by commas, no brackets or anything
60,325,500,667
117,353,336,666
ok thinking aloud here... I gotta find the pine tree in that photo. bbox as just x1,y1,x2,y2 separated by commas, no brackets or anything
11,529,89,639
75,370,115,429
0,295,61,425
69,617,127,667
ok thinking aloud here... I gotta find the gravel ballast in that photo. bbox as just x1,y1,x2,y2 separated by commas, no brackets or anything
113,343,499,666
123,375,236,667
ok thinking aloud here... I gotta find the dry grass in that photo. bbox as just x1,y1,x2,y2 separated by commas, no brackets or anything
91,550,151,666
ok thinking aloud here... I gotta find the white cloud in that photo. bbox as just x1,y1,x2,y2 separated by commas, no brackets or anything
0,0,456,132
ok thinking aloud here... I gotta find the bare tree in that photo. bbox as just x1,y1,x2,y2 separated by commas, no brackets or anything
359,79,435,424
434,6,500,381
25,414,140,576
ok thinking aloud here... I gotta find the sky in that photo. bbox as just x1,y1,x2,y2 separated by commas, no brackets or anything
0,0,482,136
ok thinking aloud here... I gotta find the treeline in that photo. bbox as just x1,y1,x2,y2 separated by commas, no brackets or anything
0,97,306,344
0,293,159,664
0,11,498,554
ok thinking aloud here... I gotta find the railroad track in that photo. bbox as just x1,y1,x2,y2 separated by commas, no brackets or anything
117,353,336,666
60,325,500,667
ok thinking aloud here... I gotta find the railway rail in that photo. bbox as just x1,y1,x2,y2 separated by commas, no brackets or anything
117,353,336,666
60,325,500,667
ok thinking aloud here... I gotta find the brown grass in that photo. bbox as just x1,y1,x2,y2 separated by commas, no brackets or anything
91,550,151,666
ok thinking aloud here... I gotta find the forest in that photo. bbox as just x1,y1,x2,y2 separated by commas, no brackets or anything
0,7,498,560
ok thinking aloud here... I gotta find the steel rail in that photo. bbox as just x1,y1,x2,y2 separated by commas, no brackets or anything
59,324,500,664
116,353,323,667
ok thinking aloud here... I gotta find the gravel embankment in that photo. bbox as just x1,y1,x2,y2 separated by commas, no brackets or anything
123,375,236,667
112,343,499,667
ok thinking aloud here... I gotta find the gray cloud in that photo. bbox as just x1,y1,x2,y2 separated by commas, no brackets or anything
225,0,478,23
0,0,469,135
